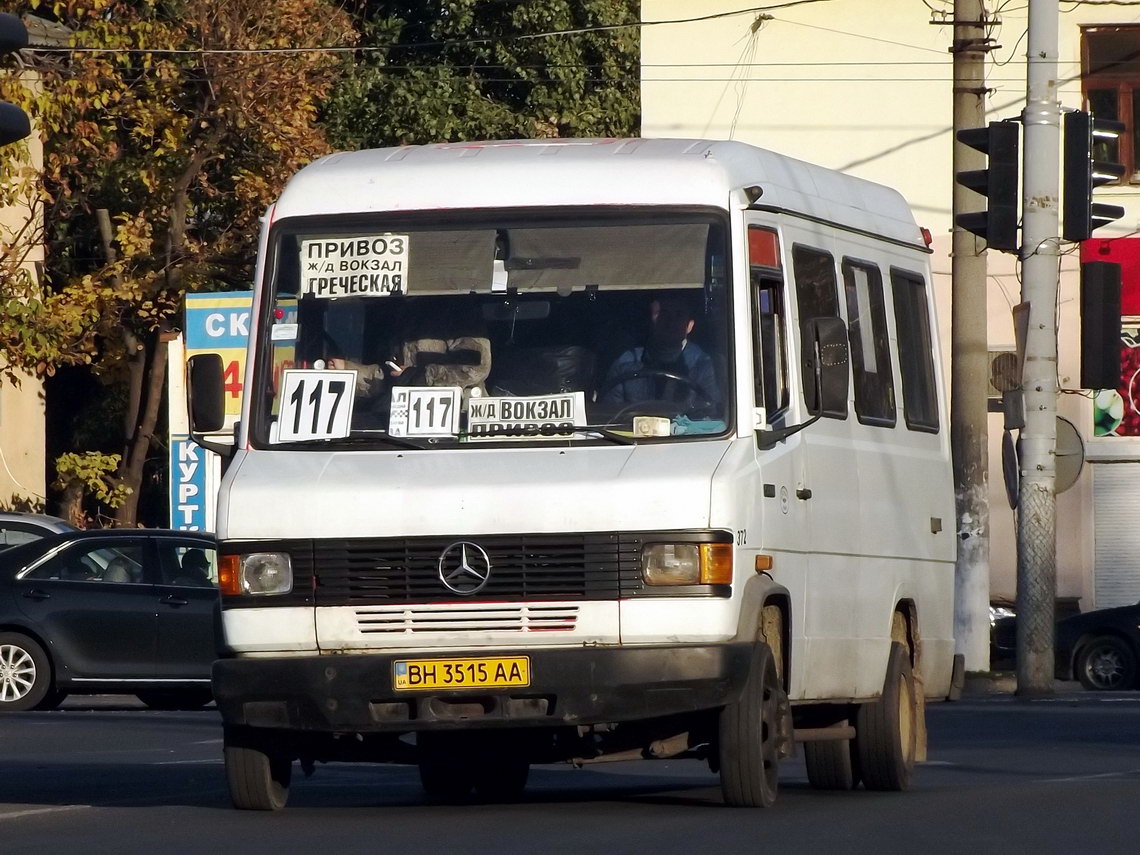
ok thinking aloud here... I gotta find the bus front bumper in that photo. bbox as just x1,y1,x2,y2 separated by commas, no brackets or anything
212,643,752,733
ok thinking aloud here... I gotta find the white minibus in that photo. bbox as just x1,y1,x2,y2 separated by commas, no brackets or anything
188,138,963,810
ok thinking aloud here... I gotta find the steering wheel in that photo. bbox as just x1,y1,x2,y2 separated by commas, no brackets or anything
597,368,714,408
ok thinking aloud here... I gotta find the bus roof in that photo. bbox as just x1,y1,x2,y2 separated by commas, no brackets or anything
274,138,924,246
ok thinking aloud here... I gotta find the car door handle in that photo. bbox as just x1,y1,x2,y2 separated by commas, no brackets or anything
22,589,50,601
161,594,189,607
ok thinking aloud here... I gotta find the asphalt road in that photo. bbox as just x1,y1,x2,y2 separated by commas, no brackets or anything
1,689,1138,855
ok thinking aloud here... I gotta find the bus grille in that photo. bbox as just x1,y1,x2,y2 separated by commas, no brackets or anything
314,533,640,606
354,603,579,634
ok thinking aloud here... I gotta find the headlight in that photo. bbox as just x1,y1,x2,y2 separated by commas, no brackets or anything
220,552,293,596
642,543,732,586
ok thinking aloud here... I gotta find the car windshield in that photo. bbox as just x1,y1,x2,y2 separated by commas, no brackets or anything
252,210,732,448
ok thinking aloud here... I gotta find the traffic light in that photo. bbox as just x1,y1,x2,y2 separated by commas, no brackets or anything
1063,110,1125,242
0,13,29,146
955,122,1020,252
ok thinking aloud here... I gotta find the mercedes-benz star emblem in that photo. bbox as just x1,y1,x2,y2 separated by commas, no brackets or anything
438,541,492,596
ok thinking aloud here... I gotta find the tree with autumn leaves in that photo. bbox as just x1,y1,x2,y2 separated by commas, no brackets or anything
0,0,638,525
1,0,356,524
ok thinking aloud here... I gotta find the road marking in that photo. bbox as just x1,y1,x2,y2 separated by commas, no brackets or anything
154,759,222,765
1041,768,1140,783
0,805,89,822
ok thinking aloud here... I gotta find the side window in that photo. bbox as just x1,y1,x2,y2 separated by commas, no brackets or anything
890,269,940,432
748,227,789,416
27,542,146,584
842,260,896,426
791,245,846,418
158,541,218,588
0,524,47,549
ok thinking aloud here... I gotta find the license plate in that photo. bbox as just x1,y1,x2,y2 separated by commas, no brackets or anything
392,656,531,691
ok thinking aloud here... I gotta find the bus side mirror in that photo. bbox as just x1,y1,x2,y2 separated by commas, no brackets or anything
802,316,850,417
187,353,225,434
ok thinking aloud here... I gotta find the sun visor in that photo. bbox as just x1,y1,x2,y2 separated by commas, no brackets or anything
505,223,710,292
297,230,496,298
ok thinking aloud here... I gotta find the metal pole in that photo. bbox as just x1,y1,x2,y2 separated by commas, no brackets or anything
950,0,993,674
1016,0,1060,696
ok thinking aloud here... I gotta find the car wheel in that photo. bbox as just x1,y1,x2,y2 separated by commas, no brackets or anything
804,735,860,790
136,688,213,710
0,632,52,712
855,642,918,791
718,642,783,807
1076,636,1137,691
35,688,69,711
224,726,292,811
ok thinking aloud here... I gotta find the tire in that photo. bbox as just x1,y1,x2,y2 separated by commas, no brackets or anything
719,642,782,807
224,726,292,811
804,737,860,791
855,641,917,792
1076,636,1138,691
35,688,69,711
417,732,475,803
137,688,213,710
0,632,52,712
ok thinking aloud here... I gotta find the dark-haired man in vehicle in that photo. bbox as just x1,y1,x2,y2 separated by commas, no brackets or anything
600,294,720,411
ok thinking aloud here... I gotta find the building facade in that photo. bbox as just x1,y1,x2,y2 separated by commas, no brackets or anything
641,0,1140,612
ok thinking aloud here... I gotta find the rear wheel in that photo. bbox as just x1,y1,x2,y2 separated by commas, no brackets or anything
804,736,859,790
224,726,292,810
1076,636,1137,691
719,642,782,807
854,642,917,791
0,632,51,712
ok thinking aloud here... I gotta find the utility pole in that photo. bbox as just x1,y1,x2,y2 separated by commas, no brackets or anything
1016,0,1060,696
949,0,993,674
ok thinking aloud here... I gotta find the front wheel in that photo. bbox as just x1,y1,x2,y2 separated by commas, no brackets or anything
1076,636,1137,691
718,642,783,807
854,641,917,791
224,726,292,810
0,632,52,712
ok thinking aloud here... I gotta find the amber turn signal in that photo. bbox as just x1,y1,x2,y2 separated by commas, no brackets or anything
699,543,733,585
218,554,241,595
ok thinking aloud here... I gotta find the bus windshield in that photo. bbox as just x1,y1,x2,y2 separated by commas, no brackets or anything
252,210,732,448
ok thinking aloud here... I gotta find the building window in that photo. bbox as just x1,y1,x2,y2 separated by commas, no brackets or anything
1082,25,1140,183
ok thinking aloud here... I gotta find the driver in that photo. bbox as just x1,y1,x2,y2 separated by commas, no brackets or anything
600,294,719,409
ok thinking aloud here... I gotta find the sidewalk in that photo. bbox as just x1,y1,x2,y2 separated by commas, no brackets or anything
962,671,1085,696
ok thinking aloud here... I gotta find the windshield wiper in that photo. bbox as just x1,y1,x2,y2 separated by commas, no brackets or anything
571,424,637,446
287,433,431,450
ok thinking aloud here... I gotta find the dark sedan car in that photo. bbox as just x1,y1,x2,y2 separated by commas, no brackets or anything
0,529,219,711
1056,603,1140,691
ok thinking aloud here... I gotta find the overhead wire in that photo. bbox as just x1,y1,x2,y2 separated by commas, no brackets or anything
21,1,834,57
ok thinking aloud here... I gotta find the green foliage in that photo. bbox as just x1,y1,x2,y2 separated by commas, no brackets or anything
53,451,131,508
0,0,358,386
322,0,640,149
